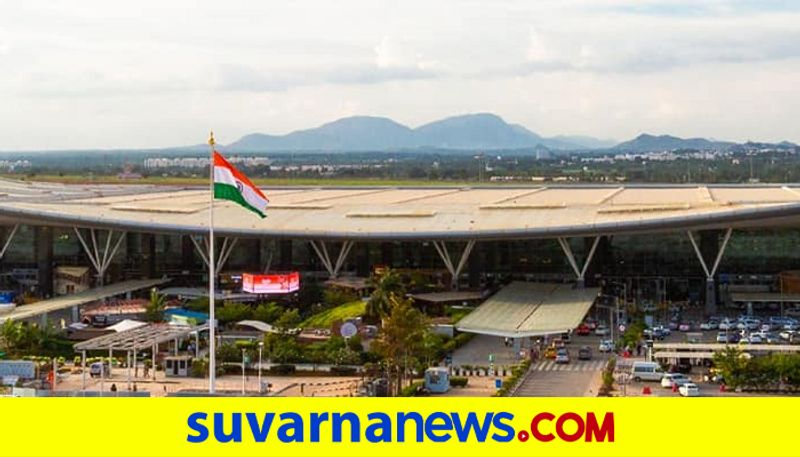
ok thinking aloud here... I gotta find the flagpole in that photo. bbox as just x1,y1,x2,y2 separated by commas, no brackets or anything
208,131,216,394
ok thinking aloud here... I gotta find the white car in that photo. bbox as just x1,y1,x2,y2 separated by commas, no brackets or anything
598,340,614,353
679,383,700,397
661,373,690,388
719,320,736,331
700,321,719,330
749,333,764,344
595,325,610,336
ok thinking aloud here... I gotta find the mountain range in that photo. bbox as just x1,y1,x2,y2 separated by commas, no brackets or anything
227,113,617,152
225,113,796,153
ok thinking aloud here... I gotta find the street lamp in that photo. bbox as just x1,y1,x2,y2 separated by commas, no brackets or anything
241,348,246,395
258,342,264,395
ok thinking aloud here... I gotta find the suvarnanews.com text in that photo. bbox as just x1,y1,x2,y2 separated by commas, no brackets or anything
187,410,615,444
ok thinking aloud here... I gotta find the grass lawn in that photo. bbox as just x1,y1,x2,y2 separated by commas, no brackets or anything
301,301,366,328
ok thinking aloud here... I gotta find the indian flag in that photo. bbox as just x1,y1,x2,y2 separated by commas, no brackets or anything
213,151,268,218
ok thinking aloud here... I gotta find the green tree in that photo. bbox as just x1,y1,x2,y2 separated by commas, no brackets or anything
366,269,405,321
252,302,283,324
0,319,21,354
215,302,253,325
298,281,323,307
713,346,749,389
144,288,167,322
371,295,429,396
184,296,209,313
274,309,301,333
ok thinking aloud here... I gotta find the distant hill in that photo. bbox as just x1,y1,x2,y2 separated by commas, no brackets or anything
613,134,733,152
551,135,617,149
226,113,606,152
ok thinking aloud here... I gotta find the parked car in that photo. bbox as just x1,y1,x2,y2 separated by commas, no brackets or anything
555,349,570,364
716,332,738,343
598,340,614,353
667,361,693,374
631,362,665,382
679,382,700,397
678,322,692,332
719,319,736,331
653,325,671,336
700,321,719,331
576,324,591,336
785,308,800,317
89,361,111,378
595,325,610,336
578,346,592,360
668,321,679,331
661,373,690,388
749,333,764,344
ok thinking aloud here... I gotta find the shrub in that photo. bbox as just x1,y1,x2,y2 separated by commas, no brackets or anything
323,288,359,307
190,359,208,378
329,366,358,376
494,359,532,397
400,380,424,397
269,364,296,375
450,376,468,387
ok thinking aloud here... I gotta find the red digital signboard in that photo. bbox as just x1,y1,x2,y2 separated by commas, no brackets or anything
242,272,300,294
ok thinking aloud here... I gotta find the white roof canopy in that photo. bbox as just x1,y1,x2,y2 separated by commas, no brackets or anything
456,282,599,338
4,179,800,240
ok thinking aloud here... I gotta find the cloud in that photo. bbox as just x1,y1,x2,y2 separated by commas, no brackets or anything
215,36,442,92
505,14,800,75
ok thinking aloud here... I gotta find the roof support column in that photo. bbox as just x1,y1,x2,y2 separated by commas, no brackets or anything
0,224,19,261
73,228,126,286
557,236,600,287
190,235,239,273
432,240,476,289
309,241,354,278
687,228,732,315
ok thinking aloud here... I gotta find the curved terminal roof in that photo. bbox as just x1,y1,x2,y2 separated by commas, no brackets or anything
2,178,800,240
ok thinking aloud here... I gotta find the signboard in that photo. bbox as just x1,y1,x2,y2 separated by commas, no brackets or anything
0,360,36,379
340,322,358,338
242,272,300,294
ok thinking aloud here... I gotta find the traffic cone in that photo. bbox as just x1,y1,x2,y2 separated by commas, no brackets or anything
642,386,651,395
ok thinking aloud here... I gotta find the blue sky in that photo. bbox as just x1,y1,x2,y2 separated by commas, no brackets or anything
1,0,799,149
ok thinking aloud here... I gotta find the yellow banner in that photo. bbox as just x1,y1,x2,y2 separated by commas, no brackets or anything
0,398,793,457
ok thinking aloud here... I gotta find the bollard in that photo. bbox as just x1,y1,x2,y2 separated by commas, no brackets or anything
719,384,726,392
672,382,678,393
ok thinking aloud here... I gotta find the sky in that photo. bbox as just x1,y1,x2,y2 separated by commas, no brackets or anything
1,0,799,150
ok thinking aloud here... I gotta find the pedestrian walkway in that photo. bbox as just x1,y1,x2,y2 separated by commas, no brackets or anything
529,359,606,372
513,359,607,397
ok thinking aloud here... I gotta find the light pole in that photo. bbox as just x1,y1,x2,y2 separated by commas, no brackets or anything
241,348,246,395
258,342,264,395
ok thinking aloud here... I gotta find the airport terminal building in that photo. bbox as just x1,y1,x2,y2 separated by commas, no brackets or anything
2,178,800,325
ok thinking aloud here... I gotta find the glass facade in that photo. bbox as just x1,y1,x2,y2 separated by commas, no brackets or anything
2,224,800,304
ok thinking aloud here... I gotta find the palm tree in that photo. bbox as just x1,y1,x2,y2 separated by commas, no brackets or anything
366,269,405,321
0,319,21,354
144,288,167,322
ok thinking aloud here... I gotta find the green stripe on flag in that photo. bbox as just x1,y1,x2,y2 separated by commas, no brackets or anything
214,182,266,218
